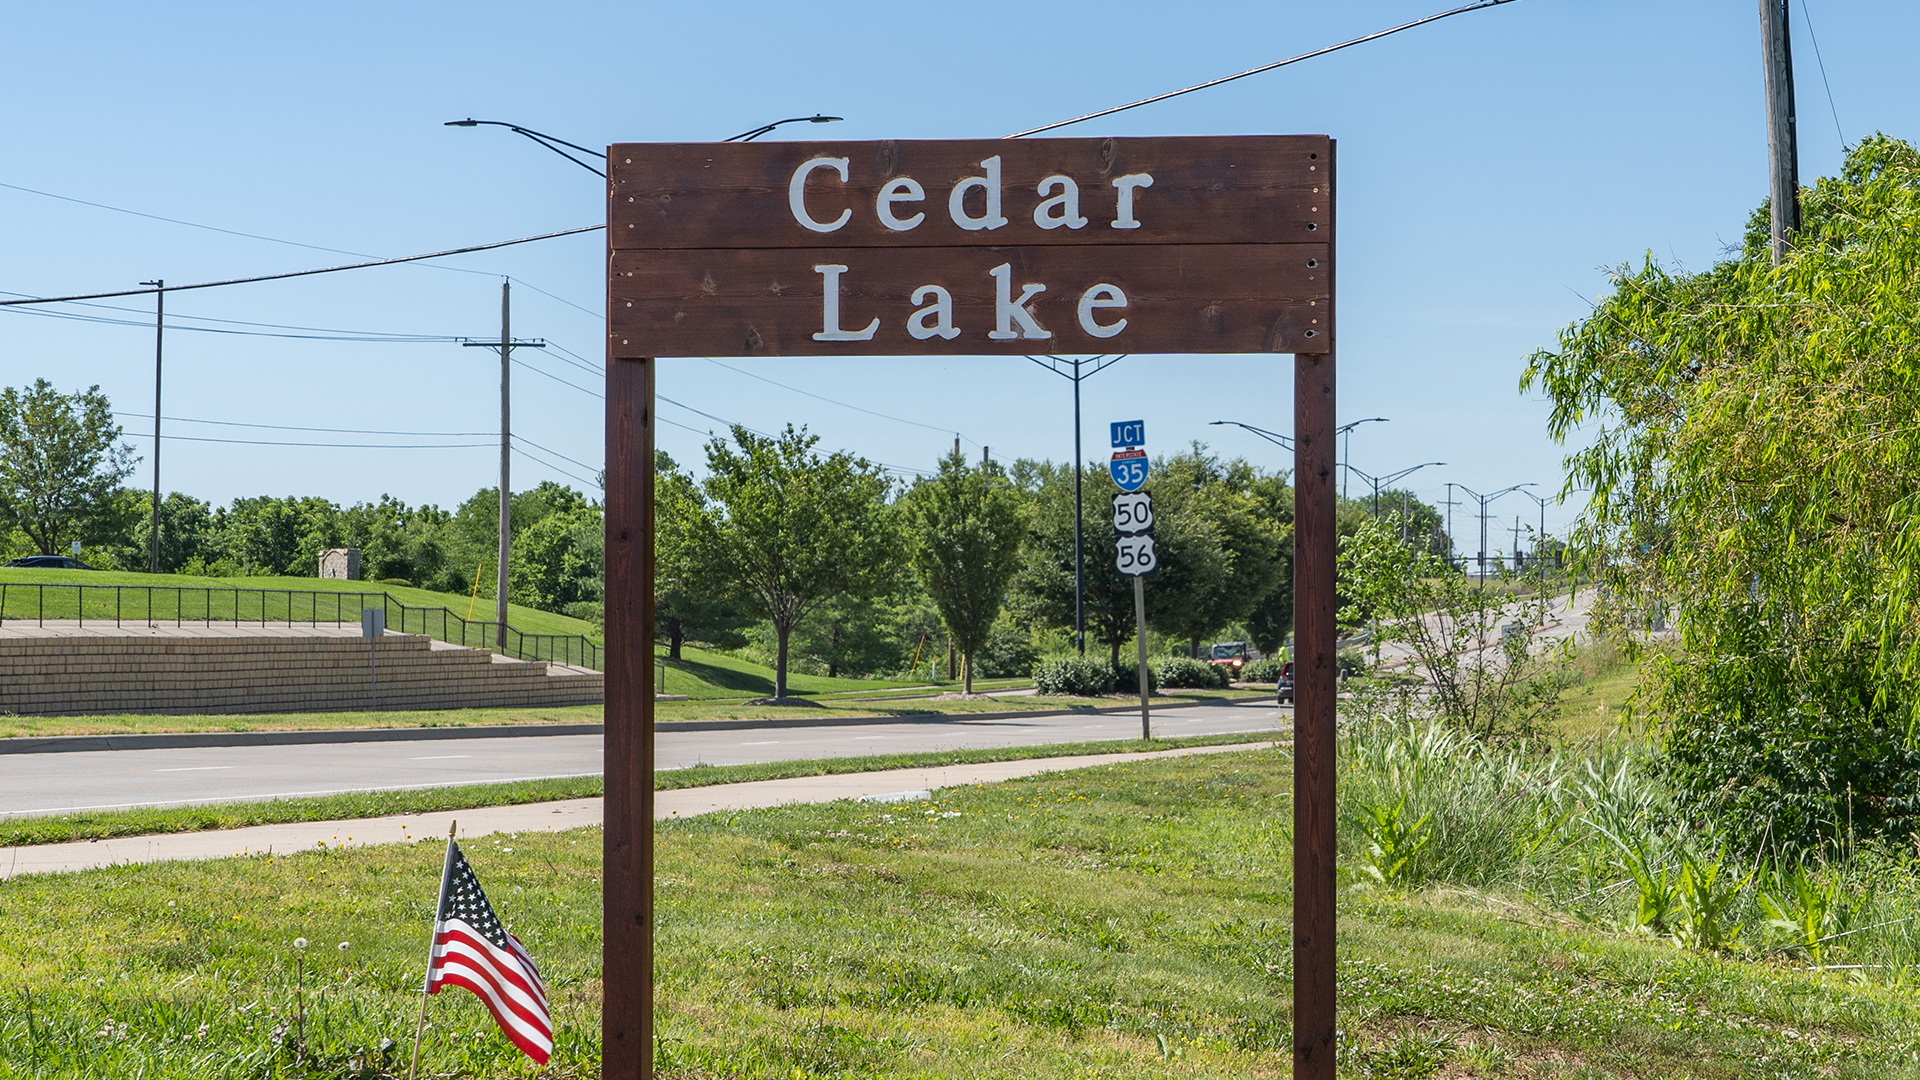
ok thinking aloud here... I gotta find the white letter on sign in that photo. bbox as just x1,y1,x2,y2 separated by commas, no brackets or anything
948,156,1008,231
789,157,852,233
1110,172,1154,229
1077,283,1128,338
811,264,879,341
907,285,960,340
876,176,925,232
1033,175,1087,230
987,263,1050,340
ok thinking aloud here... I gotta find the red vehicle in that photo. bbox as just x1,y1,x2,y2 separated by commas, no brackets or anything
1208,641,1250,679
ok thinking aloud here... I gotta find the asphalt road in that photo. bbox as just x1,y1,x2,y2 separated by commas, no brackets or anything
1,700,1287,817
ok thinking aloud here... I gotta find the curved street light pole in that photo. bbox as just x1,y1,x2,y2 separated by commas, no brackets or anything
1455,483,1534,578
443,119,608,177
724,113,845,142
1336,416,1388,499
1209,419,1294,452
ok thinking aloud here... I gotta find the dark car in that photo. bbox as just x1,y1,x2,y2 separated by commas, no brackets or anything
2,555,98,570
1275,661,1296,706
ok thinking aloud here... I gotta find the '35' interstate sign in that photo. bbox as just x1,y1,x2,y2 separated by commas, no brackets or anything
608,136,1330,357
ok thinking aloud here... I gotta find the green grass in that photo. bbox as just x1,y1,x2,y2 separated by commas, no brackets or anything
10,748,1920,1077
0,733,1278,847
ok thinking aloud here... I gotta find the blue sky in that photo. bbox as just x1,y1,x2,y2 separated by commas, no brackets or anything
1,0,1910,555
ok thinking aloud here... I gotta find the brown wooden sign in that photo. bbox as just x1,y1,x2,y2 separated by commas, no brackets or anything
608,136,1330,357
601,134,1340,1080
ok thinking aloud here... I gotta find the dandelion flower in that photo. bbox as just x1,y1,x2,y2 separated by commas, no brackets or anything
338,941,351,951
293,938,308,950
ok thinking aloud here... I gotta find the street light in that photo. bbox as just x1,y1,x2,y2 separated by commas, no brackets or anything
1032,354,1127,655
1342,461,1444,518
1516,489,1554,568
443,119,609,177
1455,483,1535,578
724,114,845,142
1336,417,1388,498
1209,419,1293,451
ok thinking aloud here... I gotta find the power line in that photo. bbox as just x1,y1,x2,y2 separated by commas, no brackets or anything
1,302,457,342
1799,0,1845,144
0,290,463,339
114,411,491,438
1007,0,1524,138
512,434,602,475
513,356,604,400
700,357,980,445
120,430,490,449
512,444,601,489
0,225,604,308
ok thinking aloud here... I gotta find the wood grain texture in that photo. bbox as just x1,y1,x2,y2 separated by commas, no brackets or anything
609,244,1329,357
609,135,1330,249
601,353,655,1080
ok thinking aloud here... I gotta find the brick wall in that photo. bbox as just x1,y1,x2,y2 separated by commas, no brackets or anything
0,634,602,716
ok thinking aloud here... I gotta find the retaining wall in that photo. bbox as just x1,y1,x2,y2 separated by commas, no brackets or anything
0,634,603,715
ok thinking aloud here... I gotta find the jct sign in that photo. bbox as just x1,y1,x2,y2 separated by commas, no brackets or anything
608,136,1330,357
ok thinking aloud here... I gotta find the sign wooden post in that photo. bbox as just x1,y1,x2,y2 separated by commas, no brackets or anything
604,135,1335,1080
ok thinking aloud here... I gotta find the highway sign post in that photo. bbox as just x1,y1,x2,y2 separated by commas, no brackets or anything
1113,487,1156,739
606,133,1336,1080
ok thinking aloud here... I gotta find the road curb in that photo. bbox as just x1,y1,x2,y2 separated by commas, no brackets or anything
0,697,1275,754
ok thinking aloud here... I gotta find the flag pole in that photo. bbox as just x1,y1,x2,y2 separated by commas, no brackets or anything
410,821,459,1080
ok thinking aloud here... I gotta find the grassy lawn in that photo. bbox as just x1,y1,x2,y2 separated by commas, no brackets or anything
7,747,1920,1078
0,732,1278,848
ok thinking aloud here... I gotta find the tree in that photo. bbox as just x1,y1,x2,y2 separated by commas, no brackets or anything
653,451,749,660
686,425,897,701
509,505,603,612
1521,136,1920,848
901,447,1027,694
1144,446,1287,658
0,380,135,555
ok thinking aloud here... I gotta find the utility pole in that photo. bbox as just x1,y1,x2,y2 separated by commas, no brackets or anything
1028,354,1126,655
1760,0,1800,264
1456,484,1533,580
462,281,547,654
1445,482,1455,570
139,280,164,573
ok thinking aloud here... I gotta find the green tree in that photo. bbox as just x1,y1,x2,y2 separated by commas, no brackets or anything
901,447,1027,694
654,451,749,659
784,592,905,678
687,425,898,700
508,505,603,612
0,380,136,555
1521,135,1920,848
1145,446,1287,658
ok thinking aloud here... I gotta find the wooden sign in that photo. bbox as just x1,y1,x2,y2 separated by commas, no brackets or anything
607,136,1330,357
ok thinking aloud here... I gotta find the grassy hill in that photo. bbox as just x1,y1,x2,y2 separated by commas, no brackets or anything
0,567,1008,699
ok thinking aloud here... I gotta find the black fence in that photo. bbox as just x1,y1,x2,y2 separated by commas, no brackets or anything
0,582,602,671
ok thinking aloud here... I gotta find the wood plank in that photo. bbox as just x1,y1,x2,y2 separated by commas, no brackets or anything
609,244,1329,357
601,353,655,1080
609,135,1330,249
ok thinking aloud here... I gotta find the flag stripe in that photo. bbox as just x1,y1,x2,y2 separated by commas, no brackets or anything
437,971,554,1062
434,928,550,1027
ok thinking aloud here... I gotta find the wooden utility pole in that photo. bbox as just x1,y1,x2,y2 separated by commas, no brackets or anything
1760,0,1800,263
140,280,164,573
497,281,513,647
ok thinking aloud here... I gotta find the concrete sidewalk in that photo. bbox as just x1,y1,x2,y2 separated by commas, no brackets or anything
0,741,1277,879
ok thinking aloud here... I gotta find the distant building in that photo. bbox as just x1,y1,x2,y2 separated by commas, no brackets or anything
318,548,361,580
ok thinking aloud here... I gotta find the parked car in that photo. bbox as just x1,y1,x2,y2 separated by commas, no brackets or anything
1275,661,1295,706
2,555,98,570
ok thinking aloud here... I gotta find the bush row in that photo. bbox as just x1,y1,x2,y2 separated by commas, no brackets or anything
1031,656,1159,697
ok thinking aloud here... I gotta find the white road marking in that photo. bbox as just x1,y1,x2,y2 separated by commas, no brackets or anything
740,741,780,746
409,754,473,760
154,766,235,772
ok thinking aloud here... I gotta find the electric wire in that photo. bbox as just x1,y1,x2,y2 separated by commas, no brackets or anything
114,412,491,438
0,225,604,308
121,431,490,449
512,444,601,489
1,302,458,342
699,357,979,446
512,434,602,476
1798,0,1846,145
1006,0,1524,138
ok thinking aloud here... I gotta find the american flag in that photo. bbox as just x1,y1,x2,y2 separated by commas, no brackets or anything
424,841,553,1065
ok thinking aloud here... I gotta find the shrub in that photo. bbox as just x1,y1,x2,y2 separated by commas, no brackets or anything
1032,656,1117,696
1153,656,1229,689
1244,657,1289,682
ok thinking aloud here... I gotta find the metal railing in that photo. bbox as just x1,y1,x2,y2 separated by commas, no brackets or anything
0,582,602,671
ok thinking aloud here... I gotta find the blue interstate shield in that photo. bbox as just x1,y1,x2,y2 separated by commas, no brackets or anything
1110,449,1149,492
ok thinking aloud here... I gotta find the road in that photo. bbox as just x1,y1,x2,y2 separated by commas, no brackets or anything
1,700,1286,817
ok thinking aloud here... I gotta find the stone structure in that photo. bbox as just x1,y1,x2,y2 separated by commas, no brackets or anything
318,548,361,580
0,633,601,715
